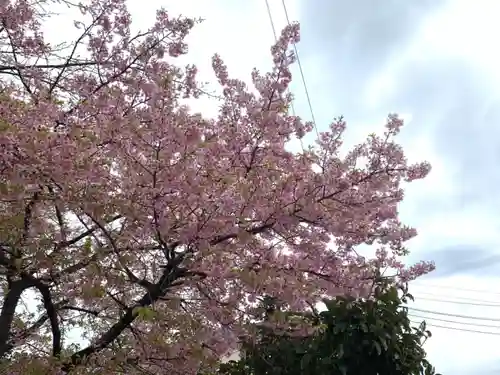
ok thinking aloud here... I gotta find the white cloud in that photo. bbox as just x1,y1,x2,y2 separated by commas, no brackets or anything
300,1,500,373
381,3,500,372
417,0,500,75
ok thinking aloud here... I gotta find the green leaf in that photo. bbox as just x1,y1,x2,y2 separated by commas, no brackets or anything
83,237,92,254
387,287,399,303
133,306,157,321
89,285,105,298
215,285,439,375
0,120,11,132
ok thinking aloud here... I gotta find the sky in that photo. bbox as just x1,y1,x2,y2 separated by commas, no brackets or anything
41,0,500,373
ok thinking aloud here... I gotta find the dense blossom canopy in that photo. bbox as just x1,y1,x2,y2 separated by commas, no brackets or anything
0,0,434,373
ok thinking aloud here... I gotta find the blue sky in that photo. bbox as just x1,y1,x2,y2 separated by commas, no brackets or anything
45,0,500,373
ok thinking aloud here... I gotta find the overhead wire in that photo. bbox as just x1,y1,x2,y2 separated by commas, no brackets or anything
404,292,500,336
407,307,500,322
264,0,305,152
264,0,294,119
267,0,500,336
414,296,500,307
410,320,500,336
410,282,500,296
412,291,500,304
280,0,319,139
265,0,319,141
403,292,500,336
270,0,500,342
409,313,500,329
264,0,279,41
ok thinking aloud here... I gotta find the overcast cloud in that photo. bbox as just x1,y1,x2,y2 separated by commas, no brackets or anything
46,0,500,373
298,1,500,373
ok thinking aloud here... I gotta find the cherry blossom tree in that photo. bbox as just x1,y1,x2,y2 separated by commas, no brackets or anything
0,0,434,373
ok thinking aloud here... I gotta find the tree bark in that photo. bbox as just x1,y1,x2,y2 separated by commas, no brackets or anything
0,279,33,358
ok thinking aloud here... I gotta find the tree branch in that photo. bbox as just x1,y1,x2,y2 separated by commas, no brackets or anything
0,279,34,358
63,305,100,316
210,221,275,245
2,21,34,97
61,256,187,372
47,186,67,243
54,214,121,251
32,280,62,357
57,222,268,370
49,14,102,95
4,299,69,357
22,191,39,246
0,61,103,72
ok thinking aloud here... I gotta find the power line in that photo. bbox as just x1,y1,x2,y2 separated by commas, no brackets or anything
264,0,302,152
411,282,500,296
409,314,500,329
415,296,500,307
414,291,500,304
264,0,278,41
410,320,500,336
407,307,500,322
279,0,319,139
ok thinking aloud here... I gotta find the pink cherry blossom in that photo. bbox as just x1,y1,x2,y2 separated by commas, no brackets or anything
0,0,434,373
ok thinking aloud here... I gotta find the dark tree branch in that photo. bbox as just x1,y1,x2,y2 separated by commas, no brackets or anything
83,212,153,291
151,166,176,261
2,21,34,97
210,221,275,245
4,299,69,357
62,30,167,120
22,191,39,246
55,218,270,370
0,279,34,358
32,280,62,357
0,61,103,72
124,267,154,290
0,241,62,359
47,185,67,242
106,291,128,309
49,14,102,95
47,250,109,281
63,305,100,316
61,255,187,372
54,214,121,251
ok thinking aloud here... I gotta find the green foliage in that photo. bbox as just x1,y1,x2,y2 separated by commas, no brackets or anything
215,282,440,375
132,306,158,321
